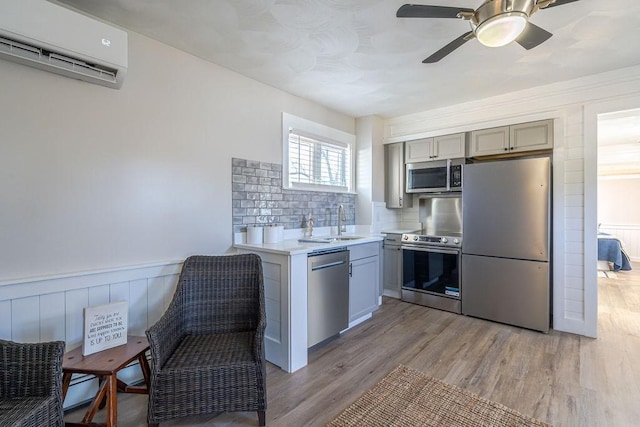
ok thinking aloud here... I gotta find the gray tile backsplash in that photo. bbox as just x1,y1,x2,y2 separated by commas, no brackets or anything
232,158,356,233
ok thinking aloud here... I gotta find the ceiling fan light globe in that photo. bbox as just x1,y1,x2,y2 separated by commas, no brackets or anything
475,12,528,47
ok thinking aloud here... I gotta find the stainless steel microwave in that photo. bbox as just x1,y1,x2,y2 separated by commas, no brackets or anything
406,158,463,193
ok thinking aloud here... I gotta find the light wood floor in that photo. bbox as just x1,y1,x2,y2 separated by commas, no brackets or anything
66,263,640,426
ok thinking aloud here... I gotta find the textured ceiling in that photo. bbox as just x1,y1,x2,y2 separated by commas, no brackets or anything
54,0,640,118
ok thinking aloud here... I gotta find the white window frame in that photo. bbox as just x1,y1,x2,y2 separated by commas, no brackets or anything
282,112,355,193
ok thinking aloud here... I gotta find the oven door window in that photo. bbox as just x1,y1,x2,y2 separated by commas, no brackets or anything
402,248,460,298
409,167,447,190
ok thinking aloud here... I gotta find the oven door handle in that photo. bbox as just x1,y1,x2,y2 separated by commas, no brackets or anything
401,245,460,255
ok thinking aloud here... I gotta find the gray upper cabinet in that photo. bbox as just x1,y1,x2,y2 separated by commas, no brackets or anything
510,120,554,152
385,142,412,209
469,120,553,157
468,126,509,156
404,138,433,163
433,133,466,159
404,133,465,163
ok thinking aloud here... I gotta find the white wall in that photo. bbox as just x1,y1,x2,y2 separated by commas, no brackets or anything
0,30,354,282
598,176,640,225
382,65,640,338
355,115,384,227
598,176,640,260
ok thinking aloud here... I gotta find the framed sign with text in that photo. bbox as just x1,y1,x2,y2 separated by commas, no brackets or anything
82,301,128,356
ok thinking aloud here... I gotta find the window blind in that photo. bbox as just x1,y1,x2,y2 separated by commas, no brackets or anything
288,129,350,190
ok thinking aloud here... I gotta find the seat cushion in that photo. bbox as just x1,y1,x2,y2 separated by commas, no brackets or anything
164,332,255,370
150,332,265,421
0,396,61,427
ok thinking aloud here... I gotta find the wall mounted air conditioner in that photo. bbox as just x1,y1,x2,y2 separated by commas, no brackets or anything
0,0,127,89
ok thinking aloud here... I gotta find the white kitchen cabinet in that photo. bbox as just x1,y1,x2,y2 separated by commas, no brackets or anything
234,248,308,373
404,133,465,163
235,236,384,373
469,120,553,157
348,242,380,323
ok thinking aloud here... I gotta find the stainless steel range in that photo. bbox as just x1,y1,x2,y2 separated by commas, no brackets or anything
401,195,462,313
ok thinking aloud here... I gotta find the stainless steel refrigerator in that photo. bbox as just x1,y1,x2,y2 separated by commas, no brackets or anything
462,156,550,332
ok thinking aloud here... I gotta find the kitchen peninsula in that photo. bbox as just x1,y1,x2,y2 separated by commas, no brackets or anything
234,234,383,373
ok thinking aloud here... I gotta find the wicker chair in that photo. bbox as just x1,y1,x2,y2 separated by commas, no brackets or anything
0,339,65,427
146,254,267,426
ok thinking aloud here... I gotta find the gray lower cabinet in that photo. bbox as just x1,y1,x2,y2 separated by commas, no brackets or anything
382,234,402,299
349,242,380,322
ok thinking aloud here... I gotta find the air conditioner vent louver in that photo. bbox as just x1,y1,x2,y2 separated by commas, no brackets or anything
49,52,117,83
0,35,118,85
0,0,127,89
0,36,40,59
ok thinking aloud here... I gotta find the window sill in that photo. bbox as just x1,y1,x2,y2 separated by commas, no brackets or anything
285,184,356,195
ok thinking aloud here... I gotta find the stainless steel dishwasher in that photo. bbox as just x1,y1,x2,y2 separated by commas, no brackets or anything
307,247,349,348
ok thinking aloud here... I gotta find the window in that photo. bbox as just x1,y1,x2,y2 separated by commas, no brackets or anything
282,113,355,193
288,131,350,189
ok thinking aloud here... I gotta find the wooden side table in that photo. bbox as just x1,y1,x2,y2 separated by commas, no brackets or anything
62,336,151,427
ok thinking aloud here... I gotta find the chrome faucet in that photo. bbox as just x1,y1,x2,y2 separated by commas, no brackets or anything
337,204,347,236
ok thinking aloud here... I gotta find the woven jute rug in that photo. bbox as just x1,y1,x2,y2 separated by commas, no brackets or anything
327,365,551,427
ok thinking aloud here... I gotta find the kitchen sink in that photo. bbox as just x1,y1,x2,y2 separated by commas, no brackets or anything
298,236,365,243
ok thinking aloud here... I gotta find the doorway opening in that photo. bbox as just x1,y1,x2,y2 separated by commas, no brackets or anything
595,108,640,336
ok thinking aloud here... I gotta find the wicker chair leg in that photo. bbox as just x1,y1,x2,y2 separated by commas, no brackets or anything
258,410,266,426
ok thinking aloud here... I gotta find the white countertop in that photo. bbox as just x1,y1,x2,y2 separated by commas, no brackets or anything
234,233,384,256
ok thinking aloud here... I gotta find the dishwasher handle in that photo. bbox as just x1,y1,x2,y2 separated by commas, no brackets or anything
311,259,346,271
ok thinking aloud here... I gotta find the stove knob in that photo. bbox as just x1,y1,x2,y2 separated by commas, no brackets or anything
454,238,460,245
413,236,419,241
402,235,408,240
441,237,448,244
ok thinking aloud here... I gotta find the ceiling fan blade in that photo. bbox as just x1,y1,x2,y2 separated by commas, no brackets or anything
397,4,474,19
542,0,581,8
516,22,553,50
423,31,474,63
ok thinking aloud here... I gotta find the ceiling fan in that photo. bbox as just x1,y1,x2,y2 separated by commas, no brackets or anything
397,0,582,63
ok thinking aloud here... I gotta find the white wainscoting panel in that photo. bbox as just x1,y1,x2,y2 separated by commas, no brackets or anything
0,260,183,408
129,279,149,336
12,296,40,343
0,300,11,339
262,260,283,367
600,224,640,261
40,292,66,342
